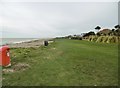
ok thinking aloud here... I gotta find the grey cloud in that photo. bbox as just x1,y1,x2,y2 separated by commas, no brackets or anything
1,2,118,38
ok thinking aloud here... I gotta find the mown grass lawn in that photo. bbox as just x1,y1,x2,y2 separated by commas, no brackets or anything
2,39,118,86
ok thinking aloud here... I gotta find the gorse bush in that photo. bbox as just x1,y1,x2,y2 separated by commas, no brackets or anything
96,36,104,43
108,36,118,43
106,36,118,43
88,36,98,42
92,36,98,42
102,36,109,43
106,36,111,43
88,36,92,41
118,37,120,43
88,36,119,43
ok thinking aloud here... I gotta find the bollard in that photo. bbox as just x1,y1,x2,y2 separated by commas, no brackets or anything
44,41,48,46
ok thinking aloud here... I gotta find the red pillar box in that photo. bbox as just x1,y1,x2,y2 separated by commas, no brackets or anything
0,46,11,66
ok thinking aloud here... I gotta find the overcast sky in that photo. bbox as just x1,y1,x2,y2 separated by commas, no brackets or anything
0,0,118,38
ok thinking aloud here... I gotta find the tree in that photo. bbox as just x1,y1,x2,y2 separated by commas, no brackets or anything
95,26,101,31
114,25,120,29
112,29,115,32
111,29,115,36
88,31,95,35
115,29,120,36
83,31,95,37
114,25,120,36
96,32,101,36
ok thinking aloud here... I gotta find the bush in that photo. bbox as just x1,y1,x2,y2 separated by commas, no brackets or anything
88,36,92,41
102,36,109,43
106,36,118,43
91,36,98,42
114,36,118,43
86,35,119,43
96,36,104,43
110,37,115,43
118,37,120,43
71,37,82,40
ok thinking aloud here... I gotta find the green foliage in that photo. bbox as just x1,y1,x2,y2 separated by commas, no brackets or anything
106,36,118,43
96,32,101,36
83,31,95,37
96,36,104,43
71,36,82,40
88,35,119,43
114,24,120,29
115,29,120,36
102,36,109,43
95,26,101,30
92,36,99,42
88,36,98,42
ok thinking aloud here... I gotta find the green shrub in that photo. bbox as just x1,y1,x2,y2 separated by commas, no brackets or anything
92,36,98,42
88,36,92,41
96,36,104,43
110,37,115,43
106,36,118,43
114,36,118,43
118,37,120,44
84,35,119,43
90,36,94,42
106,36,111,43
102,36,109,43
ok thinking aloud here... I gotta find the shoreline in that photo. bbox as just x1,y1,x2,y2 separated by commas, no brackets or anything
12,38,40,44
3,38,54,48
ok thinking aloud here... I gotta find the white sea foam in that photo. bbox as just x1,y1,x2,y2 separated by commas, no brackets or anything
0,38,40,46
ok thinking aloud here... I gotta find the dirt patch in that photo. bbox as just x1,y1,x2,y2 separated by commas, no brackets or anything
13,63,30,71
3,69,14,74
2,63,30,74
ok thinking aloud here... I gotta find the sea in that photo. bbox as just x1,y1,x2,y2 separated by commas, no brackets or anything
0,38,40,46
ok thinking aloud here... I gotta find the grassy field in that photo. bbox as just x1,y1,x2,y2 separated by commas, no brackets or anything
2,39,118,86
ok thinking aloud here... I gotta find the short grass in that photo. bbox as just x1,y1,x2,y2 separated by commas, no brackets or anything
2,39,118,86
